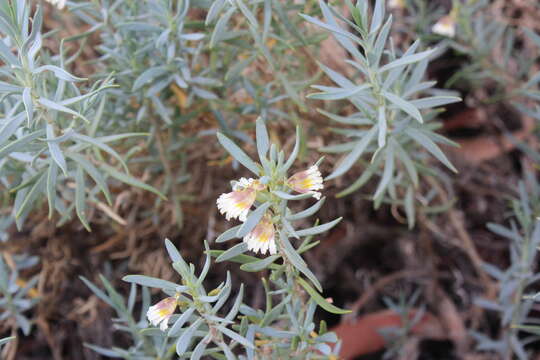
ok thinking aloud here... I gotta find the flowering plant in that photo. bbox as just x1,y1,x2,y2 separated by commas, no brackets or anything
117,118,345,359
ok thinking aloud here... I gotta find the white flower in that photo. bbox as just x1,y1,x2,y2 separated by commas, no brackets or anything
45,0,66,10
217,178,265,221
388,0,405,10
432,15,456,38
243,215,276,255
147,296,177,331
287,165,324,200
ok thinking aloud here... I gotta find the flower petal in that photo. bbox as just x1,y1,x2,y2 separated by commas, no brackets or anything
287,165,324,199
243,215,276,255
147,297,177,328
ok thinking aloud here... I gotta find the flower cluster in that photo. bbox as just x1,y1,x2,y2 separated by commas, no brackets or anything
216,165,324,256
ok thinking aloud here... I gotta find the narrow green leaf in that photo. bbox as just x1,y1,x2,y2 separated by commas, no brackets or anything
405,128,457,172
100,163,166,199
122,275,178,291
66,152,112,205
237,202,271,238
240,255,280,272
75,165,91,231
382,91,423,123
256,117,269,163
297,278,351,314
296,218,342,237
216,225,242,243
326,126,377,180
377,107,386,148
217,132,260,175
379,48,435,73
216,242,249,262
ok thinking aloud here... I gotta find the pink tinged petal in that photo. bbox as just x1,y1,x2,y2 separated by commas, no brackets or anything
243,216,276,255
287,165,324,197
146,297,177,329
216,188,256,221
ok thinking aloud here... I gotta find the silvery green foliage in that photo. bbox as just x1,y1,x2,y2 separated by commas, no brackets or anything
205,0,322,113
68,0,321,228
302,0,461,228
441,0,540,94
0,253,40,336
71,0,220,126
473,177,540,360
379,290,425,360
107,120,344,359
0,0,149,230
80,275,175,358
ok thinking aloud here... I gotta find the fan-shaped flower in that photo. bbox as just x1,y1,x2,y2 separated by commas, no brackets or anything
243,214,276,255
45,0,66,10
432,15,456,37
287,165,324,200
147,296,178,331
217,178,265,221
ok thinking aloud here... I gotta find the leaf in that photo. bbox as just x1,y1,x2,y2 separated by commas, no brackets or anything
256,117,269,162
282,126,300,172
216,325,255,349
164,238,184,263
46,160,58,218
410,96,461,109
308,84,371,100
38,97,89,123
272,191,313,200
326,126,377,180
379,48,436,73
237,202,271,238
66,152,112,205
297,278,351,314
370,0,385,33
205,0,226,24
100,163,166,200
405,128,457,172
217,132,260,175
33,65,86,82
382,91,423,123
216,242,249,262
216,225,242,243
404,186,415,229
296,218,342,237
287,197,326,221
46,124,68,176
279,233,322,292
122,275,178,291
22,87,33,126
373,146,395,200
0,337,15,346
176,319,202,355
235,0,258,28
0,129,45,159
240,255,280,272
299,14,361,44
0,112,26,147
75,165,91,231
168,308,195,337
133,66,168,90
15,171,46,220
377,107,386,148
